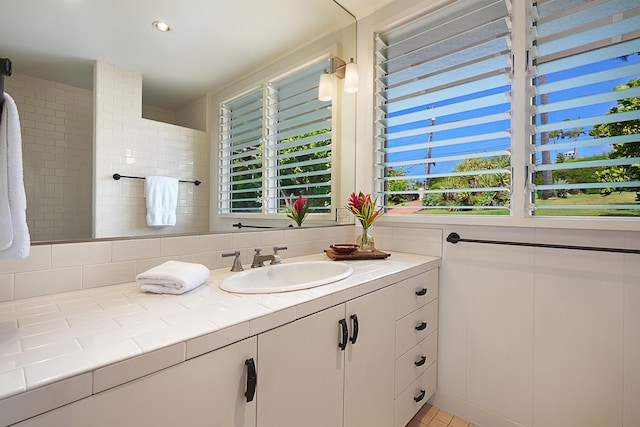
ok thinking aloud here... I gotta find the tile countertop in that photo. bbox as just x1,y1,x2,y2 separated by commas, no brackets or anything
0,252,439,424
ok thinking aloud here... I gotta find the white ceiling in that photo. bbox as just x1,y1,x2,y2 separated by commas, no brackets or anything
0,0,393,110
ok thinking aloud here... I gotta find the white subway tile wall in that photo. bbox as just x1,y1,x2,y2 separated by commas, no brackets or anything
5,74,93,241
93,61,211,239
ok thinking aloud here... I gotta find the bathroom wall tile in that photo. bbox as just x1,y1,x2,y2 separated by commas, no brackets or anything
14,267,82,300
0,372,92,426
0,275,14,302
260,230,287,246
535,227,625,249
51,241,112,268
0,245,51,275
82,261,136,289
465,241,534,426
135,257,174,275
180,252,216,269
624,285,640,427
436,225,471,399
200,233,233,252
231,232,261,250
93,342,185,393
112,238,161,261
160,235,201,256
186,322,251,359
533,248,624,427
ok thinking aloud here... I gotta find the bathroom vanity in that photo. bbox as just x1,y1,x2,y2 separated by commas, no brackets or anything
0,252,439,427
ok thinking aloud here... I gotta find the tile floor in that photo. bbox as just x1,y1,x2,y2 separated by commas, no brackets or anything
406,403,478,427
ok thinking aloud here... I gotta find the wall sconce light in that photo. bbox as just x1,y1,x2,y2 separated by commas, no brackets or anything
318,56,359,101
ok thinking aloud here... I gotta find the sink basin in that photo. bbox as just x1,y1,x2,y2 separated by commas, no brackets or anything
220,261,353,294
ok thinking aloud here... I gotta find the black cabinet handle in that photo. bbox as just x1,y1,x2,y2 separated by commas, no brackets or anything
415,288,427,296
349,314,359,344
244,358,257,403
415,321,427,331
339,319,348,350
414,389,426,403
415,355,427,367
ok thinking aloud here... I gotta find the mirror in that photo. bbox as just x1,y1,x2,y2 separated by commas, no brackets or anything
0,0,356,243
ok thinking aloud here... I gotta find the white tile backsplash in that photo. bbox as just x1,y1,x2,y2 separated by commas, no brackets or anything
52,242,112,268
14,268,83,300
0,225,425,305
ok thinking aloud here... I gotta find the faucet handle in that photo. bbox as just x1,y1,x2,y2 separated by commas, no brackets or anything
222,251,244,272
273,246,287,255
271,246,287,265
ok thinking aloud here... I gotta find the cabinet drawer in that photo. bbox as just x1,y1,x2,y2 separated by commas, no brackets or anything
394,331,437,397
395,299,438,358
395,269,438,320
393,362,437,427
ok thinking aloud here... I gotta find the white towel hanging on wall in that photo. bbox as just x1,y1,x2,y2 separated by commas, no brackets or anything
0,93,30,259
144,175,179,227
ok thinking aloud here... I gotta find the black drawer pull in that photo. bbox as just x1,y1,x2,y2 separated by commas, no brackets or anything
244,358,257,403
415,355,427,367
415,288,427,296
415,321,427,331
414,389,426,402
349,314,359,344
338,319,348,350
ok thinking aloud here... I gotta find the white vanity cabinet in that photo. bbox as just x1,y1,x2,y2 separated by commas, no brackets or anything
393,269,439,427
257,285,396,427
14,337,258,427
6,260,440,427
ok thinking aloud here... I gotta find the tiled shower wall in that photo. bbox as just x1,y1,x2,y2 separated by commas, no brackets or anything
5,74,93,241
93,61,210,238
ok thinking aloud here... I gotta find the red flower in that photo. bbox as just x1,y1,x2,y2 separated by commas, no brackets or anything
287,195,309,227
345,192,383,228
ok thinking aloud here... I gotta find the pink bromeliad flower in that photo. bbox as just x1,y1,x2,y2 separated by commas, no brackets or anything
346,192,383,228
287,195,309,227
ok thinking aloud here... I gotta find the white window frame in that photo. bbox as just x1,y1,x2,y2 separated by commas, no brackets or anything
370,0,640,232
218,55,337,222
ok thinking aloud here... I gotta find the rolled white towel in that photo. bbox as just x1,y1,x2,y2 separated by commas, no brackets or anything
137,260,210,295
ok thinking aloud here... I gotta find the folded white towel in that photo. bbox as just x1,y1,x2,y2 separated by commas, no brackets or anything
144,175,178,227
0,93,30,259
137,260,210,294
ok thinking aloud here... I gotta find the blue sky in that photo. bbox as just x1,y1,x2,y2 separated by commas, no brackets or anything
385,53,640,179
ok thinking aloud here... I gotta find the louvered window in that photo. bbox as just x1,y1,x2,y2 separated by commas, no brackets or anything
219,60,333,215
375,0,513,213
530,0,640,216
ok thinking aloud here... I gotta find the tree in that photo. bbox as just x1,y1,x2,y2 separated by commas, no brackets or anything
590,78,640,199
387,167,420,205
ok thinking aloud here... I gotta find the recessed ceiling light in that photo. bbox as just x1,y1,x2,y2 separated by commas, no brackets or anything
152,20,171,32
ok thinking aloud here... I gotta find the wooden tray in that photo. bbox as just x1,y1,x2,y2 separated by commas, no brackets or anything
324,249,391,261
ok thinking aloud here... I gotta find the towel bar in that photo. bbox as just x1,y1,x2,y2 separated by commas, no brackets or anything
112,173,201,186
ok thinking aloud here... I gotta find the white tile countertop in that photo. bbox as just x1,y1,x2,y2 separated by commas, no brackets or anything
0,251,440,426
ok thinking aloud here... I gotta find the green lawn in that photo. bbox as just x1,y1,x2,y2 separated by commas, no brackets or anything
534,192,640,217
405,192,640,216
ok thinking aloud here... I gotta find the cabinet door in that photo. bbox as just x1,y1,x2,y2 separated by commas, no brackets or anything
15,337,258,427
257,304,345,427
344,286,396,427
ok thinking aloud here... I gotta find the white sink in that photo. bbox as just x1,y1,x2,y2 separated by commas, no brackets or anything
220,261,353,294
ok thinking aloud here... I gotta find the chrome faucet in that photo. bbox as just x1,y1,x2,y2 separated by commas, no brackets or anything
251,246,288,268
221,251,244,272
